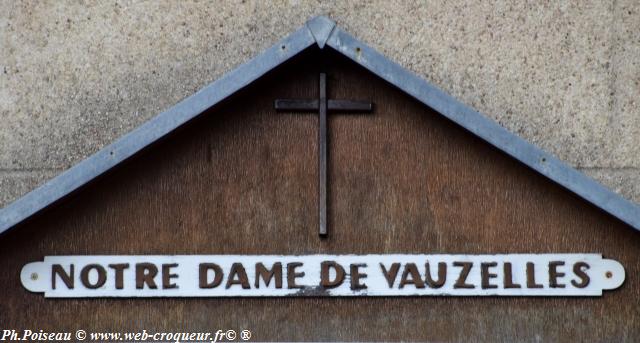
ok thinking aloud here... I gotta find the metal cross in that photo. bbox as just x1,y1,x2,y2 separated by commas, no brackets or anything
275,73,373,236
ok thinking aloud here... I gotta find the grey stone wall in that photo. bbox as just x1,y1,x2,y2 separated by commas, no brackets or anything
1,1,638,208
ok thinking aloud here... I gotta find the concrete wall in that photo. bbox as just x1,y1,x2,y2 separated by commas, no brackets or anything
1,1,638,209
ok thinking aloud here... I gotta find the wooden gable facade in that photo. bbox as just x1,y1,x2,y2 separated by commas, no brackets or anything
1,16,639,341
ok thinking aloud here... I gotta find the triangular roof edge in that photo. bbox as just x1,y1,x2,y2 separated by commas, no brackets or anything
1,16,638,235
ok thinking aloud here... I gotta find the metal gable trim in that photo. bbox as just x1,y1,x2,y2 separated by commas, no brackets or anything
1,16,638,235
324,21,640,231
0,22,316,234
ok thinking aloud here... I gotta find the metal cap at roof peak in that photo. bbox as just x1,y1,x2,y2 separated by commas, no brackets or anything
0,15,639,236
306,15,336,49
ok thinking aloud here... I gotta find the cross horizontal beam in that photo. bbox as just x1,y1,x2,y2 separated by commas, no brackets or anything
274,73,373,237
274,99,373,112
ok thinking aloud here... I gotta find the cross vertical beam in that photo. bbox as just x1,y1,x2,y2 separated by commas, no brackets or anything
318,74,328,236
275,73,373,237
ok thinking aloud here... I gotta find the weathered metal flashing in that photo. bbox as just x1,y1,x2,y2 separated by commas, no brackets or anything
306,15,336,49
0,23,316,234
0,15,638,235
324,24,640,231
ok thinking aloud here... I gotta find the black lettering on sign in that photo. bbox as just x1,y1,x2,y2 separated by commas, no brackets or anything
425,262,446,288
80,264,107,289
526,262,543,289
136,263,158,289
380,263,400,288
399,263,425,289
162,263,179,289
199,263,223,289
287,262,305,289
571,262,590,288
226,263,250,289
453,262,475,289
108,263,129,290
481,262,498,289
320,261,345,288
350,264,367,290
52,264,74,290
255,262,283,289
503,262,521,289
549,261,566,288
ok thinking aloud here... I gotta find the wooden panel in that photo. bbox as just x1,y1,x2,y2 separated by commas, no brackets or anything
1,48,639,341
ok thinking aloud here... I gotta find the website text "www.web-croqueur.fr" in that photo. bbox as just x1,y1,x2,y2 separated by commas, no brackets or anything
0,329,252,342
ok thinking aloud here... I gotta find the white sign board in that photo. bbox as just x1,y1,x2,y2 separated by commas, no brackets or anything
21,254,624,298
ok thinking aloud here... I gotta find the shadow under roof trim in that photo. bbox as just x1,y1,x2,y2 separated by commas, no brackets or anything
1,15,639,235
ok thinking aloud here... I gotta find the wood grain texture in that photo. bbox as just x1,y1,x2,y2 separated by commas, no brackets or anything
0,48,639,341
